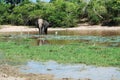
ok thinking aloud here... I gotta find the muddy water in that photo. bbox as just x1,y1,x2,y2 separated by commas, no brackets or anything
20,61,120,80
29,35,120,47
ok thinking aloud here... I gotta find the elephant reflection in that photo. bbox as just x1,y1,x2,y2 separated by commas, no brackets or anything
35,19,52,35
37,39,48,46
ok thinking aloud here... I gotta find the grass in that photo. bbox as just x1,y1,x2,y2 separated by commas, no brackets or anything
0,39,120,67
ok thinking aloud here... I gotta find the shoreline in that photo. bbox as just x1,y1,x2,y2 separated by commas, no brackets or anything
0,25,120,33
1,25,120,36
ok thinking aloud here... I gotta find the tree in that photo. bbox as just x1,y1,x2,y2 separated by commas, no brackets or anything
48,0,79,27
85,0,107,24
0,0,119,27
8,1,36,25
0,0,24,13
0,2,10,24
104,0,120,26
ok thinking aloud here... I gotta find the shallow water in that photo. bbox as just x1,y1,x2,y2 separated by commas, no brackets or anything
1,34,120,47
21,35,120,47
35,35,120,47
20,61,120,80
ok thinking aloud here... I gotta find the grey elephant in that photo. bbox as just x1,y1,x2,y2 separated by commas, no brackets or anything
35,19,51,35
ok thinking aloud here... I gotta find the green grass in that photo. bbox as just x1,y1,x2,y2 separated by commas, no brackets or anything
0,40,120,67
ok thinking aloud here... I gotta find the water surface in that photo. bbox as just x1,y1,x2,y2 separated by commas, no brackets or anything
20,61,120,80
1,34,120,47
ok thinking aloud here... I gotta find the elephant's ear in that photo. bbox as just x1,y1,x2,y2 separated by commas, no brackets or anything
48,22,53,27
42,20,49,27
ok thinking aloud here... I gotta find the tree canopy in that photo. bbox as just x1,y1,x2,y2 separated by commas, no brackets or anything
0,0,119,27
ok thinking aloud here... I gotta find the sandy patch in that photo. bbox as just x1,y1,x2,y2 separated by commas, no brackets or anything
0,25,120,33
0,25,120,36
0,25,37,32
0,73,25,80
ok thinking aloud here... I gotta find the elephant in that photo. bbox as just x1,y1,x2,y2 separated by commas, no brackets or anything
35,19,51,35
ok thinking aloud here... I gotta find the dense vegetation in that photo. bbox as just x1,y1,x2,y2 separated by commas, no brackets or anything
0,0,120,27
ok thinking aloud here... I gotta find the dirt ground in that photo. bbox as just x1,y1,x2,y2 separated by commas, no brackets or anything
0,64,92,80
0,25,120,80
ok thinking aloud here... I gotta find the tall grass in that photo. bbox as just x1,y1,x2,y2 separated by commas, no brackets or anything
0,40,120,67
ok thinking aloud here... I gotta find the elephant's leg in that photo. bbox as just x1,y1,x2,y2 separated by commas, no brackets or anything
43,21,49,34
38,28,40,35
39,28,42,35
44,26,48,34
41,26,45,34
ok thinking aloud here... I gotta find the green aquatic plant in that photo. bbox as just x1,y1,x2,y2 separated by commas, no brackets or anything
0,39,119,67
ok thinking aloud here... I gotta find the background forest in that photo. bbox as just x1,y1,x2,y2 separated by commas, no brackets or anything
0,0,120,27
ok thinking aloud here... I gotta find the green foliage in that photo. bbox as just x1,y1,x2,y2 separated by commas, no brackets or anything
0,39,120,67
104,0,120,25
86,0,107,24
49,0,79,27
0,3,10,24
0,0,119,27
4,0,23,4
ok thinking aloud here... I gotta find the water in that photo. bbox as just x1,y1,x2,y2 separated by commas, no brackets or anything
16,35,120,47
1,34,120,47
35,35,120,47
20,61,120,80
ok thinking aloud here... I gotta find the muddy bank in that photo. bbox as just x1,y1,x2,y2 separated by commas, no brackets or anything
0,25,120,36
0,73,25,80
0,64,54,80
0,25,38,35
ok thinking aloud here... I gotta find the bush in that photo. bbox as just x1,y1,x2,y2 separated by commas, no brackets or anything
0,0,119,27
45,0,78,27
102,0,120,26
